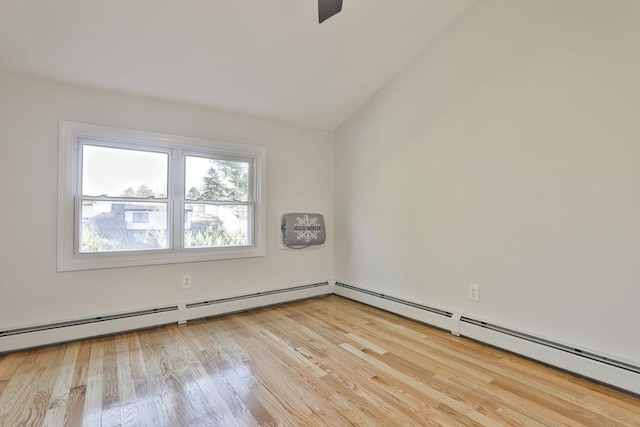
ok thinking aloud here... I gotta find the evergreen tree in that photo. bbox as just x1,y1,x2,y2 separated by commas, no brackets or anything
187,186,202,200
135,184,155,198
121,185,156,198
218,160,248,201
184,225,247,248
121,187,136,198
200,160,248,201
200,167,226,200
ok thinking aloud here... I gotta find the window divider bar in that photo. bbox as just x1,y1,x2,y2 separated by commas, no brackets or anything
80,196,169,203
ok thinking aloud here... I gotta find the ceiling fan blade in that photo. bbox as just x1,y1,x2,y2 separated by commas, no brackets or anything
319,0,343,23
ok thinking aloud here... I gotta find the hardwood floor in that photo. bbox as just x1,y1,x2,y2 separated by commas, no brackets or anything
0,295,638,426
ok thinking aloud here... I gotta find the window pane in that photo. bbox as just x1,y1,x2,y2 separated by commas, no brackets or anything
81,201,168,252
184,204,249,248
82,145,168,198
185,156,249,202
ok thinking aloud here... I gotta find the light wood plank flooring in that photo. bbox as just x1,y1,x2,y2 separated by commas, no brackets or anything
0,295,638,426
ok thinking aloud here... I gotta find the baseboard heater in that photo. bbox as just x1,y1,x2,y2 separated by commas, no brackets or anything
2,280,637,394
0,306,179,353
460,317,640,374
334,282,640,394
333,282,453,331
182,282,332,322
0,281,332,354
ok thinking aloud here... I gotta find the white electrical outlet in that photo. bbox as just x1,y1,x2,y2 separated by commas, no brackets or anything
468,283,480,301
182,274,192,289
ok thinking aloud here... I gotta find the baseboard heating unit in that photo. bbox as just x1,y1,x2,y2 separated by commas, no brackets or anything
333,282,640,395
1,280,637,394
182,282,332,323
0,281,332,354
0,306,179,353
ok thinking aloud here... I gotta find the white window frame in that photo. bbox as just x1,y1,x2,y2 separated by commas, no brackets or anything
58,121,266,271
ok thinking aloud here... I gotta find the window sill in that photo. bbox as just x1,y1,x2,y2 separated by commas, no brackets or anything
58,246,266,272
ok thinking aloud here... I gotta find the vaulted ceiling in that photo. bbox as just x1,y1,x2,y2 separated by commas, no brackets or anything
0,0,474,130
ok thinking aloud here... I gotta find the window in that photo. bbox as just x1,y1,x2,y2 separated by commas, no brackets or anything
131,212,150,224
58,121,266,271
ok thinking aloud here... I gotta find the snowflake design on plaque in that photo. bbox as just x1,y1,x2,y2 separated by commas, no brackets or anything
294,214,321,243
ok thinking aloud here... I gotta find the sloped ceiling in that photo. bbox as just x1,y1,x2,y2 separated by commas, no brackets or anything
0,0,474,130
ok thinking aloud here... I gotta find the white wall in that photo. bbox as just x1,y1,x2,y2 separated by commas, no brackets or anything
335,0,640,364
0,71,334,329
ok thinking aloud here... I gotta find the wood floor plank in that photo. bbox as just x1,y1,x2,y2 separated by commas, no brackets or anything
115,335,136,406
226,317,348,426
152,337,212,425
136,331,178,426
100,338,120,427
70,340,92,389
339,341,502,426
62,385,86,427
0,295,638,426
0,351,27,382
166,326,244,427
0,347,58,426
82,342,104,427
41,342,80,427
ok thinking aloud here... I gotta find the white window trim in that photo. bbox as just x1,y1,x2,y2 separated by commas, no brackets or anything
58,121,266,272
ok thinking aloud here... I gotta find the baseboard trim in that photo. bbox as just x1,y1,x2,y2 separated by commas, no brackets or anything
0,282,332,353
459,319,640,395
333,281,454,331
0,309,178,353
334,281,640,395
183,282,332,321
